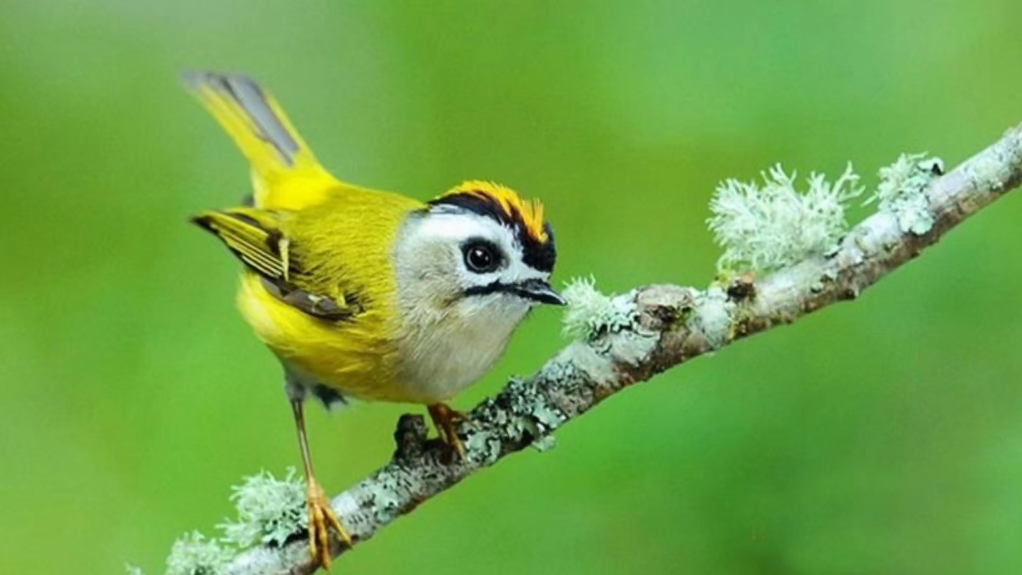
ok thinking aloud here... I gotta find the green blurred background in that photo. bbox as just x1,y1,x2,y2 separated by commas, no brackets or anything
2,1,1022,573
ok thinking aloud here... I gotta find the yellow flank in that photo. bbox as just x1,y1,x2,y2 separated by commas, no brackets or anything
187,71,427,401
443,180,548,242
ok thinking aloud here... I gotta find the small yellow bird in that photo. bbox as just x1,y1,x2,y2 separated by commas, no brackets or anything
183,71,563,569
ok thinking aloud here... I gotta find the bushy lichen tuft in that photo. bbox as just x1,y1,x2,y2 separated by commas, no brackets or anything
865,152,942,235
125,565,145,575
708,163,863,273
219,468,307,548
561,277,637,340
166,532,232,575
154,469,312,574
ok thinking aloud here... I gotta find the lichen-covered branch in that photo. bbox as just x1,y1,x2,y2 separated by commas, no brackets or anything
194,122,1022,575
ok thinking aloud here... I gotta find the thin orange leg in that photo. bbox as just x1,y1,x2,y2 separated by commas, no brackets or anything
291,399,351,571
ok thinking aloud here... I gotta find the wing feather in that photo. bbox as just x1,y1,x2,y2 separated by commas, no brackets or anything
192,208,287,279
191,208,357,321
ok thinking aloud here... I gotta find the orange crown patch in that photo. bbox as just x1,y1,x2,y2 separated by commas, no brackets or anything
437,180,549,243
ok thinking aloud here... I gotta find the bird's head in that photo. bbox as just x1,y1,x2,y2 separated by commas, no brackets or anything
394,181,562,323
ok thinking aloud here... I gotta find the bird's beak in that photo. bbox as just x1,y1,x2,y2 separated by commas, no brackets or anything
515,279,566,306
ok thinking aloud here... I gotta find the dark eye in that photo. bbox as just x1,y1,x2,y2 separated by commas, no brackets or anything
463,241,501,273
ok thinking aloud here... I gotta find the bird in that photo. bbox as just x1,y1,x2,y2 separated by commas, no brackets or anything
182,71,564,570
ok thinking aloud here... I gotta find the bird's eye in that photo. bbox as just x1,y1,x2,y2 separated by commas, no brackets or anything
463,241,501,273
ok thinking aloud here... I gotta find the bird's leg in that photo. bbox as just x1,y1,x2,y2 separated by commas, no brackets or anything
427,403,468,459
290,398,351,571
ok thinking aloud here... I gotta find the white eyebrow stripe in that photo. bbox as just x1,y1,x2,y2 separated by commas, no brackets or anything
412,211,524,262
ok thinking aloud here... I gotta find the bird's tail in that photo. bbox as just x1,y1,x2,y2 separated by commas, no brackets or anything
182,71,340,210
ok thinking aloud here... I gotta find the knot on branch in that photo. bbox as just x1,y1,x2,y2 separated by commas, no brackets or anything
634,284,697,332
392,414,429,462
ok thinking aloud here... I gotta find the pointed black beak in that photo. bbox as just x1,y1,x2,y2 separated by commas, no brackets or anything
514,279,566,306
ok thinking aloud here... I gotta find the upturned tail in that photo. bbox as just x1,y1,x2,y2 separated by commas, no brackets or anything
181,71,341,210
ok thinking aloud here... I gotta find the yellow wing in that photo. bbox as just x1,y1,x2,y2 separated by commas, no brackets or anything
182,71,348,211
192,208,361,321
191,208,291,278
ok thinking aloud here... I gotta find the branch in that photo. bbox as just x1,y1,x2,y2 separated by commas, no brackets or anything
218,123,1022,575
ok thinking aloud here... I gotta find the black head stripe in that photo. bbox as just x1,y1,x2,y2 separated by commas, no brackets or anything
429,193,557,272
529,223,556,272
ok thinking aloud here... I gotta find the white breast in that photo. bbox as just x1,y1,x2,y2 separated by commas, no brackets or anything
393,296,531,403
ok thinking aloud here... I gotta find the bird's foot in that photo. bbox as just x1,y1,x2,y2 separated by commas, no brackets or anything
427,403,469,460
306,479,351,571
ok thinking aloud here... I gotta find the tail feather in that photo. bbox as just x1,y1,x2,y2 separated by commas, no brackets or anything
182,71,340,210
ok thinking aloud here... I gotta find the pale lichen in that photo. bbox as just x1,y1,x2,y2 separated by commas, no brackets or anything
330,491,361,521
219,468,307,548
530,401,568,430
223,546,296,575
865,153,942,235
687,286,734,349
557,344,616,388
530,435,557,452
154,470,312,575
465,426,504,463
708,163,863,273
561,277,638,340
360,472,407,525
166,532,232,575
495,377,567,453
125,565,145,575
